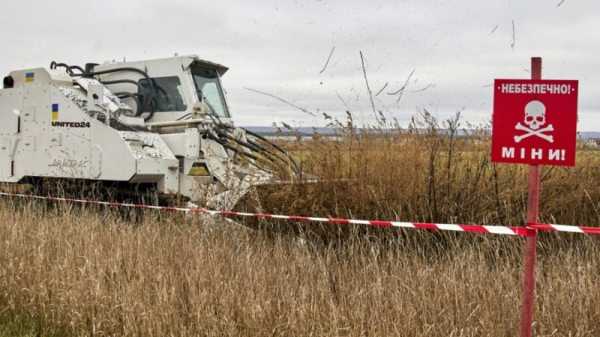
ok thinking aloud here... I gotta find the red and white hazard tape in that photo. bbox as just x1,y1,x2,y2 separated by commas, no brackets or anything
215,209,533,236
0,191,529,236
529,223,600,235
1,191,598,237
0,192,192,212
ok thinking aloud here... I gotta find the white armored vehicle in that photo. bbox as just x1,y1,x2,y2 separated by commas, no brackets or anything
0,56,299,209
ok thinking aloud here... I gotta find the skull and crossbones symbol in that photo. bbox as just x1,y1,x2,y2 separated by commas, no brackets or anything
514,100,554,143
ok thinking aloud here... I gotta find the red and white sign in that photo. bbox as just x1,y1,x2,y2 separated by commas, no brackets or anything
491,79,578,166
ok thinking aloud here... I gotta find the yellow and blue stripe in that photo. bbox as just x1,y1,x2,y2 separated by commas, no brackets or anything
25,72,35,83
51,104,59,121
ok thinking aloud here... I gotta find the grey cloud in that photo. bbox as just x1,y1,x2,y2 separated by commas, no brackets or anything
0,0,597,129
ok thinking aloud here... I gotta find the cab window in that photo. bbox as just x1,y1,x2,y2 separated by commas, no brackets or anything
138,76,187,112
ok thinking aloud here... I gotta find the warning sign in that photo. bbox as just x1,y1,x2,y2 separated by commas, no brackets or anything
491,79,578,166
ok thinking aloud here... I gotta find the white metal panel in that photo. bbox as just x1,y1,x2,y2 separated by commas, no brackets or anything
185,128,200,159
0,87,22,181
0,138,12,179
0,89,21,135
159,133,187,156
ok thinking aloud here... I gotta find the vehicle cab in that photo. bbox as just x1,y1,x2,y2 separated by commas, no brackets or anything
93,55,231,125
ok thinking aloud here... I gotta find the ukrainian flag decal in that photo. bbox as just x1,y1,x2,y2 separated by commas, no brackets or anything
51,104,59,121
25,72,35,83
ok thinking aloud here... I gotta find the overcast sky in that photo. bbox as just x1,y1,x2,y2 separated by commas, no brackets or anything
0,0,597,129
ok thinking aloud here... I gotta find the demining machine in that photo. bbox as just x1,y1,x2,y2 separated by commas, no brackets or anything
0,55,300,209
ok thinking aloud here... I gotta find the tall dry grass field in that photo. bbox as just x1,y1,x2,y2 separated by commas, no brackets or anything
262,113,600,227
1,114,600,336
1,203,599,337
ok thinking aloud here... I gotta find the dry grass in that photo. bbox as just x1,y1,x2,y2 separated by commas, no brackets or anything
261,113,600,228
0,203,599,337
2,113,600,336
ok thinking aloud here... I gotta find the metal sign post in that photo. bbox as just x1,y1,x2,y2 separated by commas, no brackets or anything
490,57,579,337
520,59,542,337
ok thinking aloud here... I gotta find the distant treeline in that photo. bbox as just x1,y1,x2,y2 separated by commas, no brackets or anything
243,126,600,139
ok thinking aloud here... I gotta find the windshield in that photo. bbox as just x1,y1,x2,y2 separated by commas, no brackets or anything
191,67,230,118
